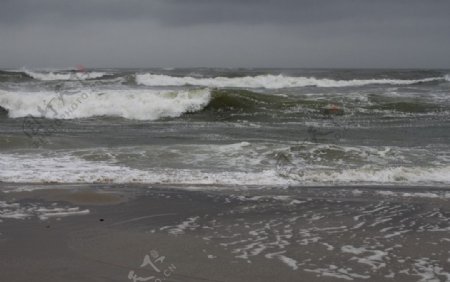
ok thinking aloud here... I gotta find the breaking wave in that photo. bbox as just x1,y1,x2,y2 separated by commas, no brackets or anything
23,69,107,81
1,87,447,121
0,89,211,120
136,73,445,89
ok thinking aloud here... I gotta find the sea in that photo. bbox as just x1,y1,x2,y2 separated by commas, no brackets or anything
0,68,449,187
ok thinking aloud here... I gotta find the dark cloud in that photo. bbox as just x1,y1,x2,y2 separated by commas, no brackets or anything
2,0,450,26
1,0,449,68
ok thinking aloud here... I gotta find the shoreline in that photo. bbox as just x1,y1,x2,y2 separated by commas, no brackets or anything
1,184,450,281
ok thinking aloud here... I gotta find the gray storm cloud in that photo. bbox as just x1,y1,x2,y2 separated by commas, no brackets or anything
1,0,449,68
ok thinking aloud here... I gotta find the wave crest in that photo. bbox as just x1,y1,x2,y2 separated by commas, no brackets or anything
136,73,444,89
0,89,211,120
23,69,107,81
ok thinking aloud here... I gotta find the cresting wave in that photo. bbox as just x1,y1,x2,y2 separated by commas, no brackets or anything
136,73,448,89
0,89,211,120
0,88,294,120
22,69,107,81
1,153,449,186
1,88,447,121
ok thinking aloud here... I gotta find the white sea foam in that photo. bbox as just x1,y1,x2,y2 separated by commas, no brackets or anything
304,265,370,280
23,69,107,81
0,88,211,120
0,153,292,185
1,153,450,186
377,191,450,199
162,216,200,235
412,258,450,282
341,245,387,270
288,165,450,185
0,200,89,221
136,73,444,89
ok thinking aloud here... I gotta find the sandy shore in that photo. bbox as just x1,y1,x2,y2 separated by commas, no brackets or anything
1,184,450,281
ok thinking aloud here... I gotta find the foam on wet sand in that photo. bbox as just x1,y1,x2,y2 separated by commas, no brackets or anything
1,184,449,281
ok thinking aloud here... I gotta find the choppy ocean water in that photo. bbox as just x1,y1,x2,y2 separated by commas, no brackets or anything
0,68,449,187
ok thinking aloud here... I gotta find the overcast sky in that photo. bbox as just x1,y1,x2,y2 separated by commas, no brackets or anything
1,0,450,69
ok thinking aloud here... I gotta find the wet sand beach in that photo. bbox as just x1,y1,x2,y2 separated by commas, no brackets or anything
1,184,449,282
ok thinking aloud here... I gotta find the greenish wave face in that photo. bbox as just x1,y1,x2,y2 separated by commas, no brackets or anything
188,89,340,122
178,87,449,123
0,70,33,82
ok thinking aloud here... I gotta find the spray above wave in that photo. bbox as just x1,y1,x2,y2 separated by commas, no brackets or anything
22,69,107,81
0,88,211,120
136,73,445,89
